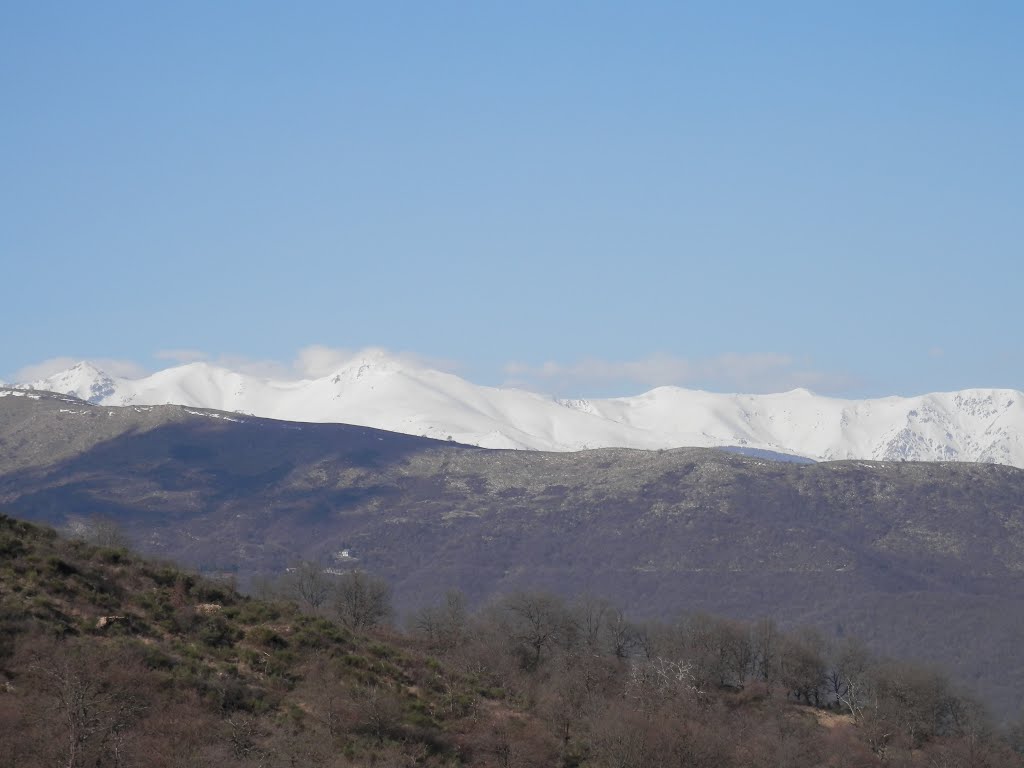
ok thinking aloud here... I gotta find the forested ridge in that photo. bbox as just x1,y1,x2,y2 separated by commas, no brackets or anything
1,512,1022,767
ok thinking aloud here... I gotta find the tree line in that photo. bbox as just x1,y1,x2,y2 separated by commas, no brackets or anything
262,559,1024,766
2,514,1023,767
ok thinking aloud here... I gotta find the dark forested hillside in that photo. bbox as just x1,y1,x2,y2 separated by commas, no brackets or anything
2,391,1024,719
2,513,1022,767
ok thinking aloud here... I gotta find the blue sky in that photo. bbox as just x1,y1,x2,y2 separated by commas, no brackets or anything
3,2,1022,397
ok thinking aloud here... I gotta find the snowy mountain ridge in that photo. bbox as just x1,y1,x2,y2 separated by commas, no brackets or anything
16,354,1024,467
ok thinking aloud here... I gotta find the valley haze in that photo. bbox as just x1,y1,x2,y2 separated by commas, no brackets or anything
12,351,1024,468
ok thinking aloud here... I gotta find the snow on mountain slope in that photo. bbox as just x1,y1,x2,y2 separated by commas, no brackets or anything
18,354,1024,467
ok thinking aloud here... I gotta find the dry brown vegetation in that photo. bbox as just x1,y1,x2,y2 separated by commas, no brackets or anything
2,512,1023,767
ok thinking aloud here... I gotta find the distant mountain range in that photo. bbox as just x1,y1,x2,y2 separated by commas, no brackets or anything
12,352,1024,467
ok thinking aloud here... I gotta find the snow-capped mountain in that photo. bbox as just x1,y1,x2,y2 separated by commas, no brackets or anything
17,354,1024,467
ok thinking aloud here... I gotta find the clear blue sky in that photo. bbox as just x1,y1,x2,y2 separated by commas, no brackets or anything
3,2,1022,397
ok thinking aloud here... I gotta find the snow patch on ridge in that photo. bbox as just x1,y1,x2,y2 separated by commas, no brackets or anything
13,357,1024,469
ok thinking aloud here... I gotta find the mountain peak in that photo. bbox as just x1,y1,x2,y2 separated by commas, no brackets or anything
9,356,1023,467
35,360,111,385
28,361,116,404
326,350,407,384
67,360,107,376
784,387,816,397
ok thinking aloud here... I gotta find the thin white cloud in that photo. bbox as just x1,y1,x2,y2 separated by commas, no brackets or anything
11,356,149,382
293,345,365,378
149,346,367,379
215,346,393,380
503,353,858,395
146,345,463,381
10,348,850,395
11,357,80,381
94,358,150,378
289,345,462,378
207,355,294,379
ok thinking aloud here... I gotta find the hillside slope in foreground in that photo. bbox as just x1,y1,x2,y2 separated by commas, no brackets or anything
2,513,1022,767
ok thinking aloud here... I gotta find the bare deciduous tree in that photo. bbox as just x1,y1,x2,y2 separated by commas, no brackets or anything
283,560,333,613
413,589,467,652
334,570,392,630
27,639,144,768
778,627,827,706
353,685,403,744
501,591,567,671
828,637,874,720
